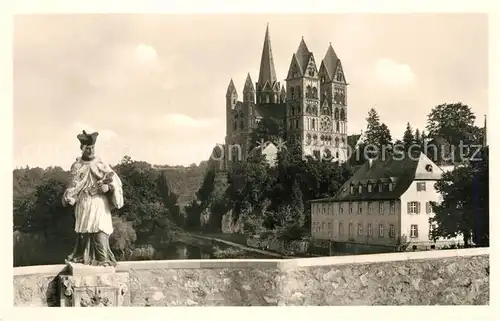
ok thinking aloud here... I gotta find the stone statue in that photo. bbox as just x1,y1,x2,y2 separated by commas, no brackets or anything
62,130,124,267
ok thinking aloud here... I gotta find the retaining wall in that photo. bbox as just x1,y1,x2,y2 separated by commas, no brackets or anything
13,248,489,306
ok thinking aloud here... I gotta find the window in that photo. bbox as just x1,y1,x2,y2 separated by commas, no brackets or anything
348,223,353,236
388,183,394,191
416,182,426,192
379,202,384,214
378,184,383,192
323,205,326,214
368,184,372,192
358,186,362,193
312,119,316,130
357,202,363,214
426,201,433,214
295,119,299,129
389,225,395,238
410,224,419,238
322,222,326,231
338,222,344,235
350,186,354,194
408,201,420,214
349,203,353,214
390,201,396,214
358,224,363,235
367,224,373,236
379,224,384,237
339,203,343,214
328,222,332,230
368,202,373,214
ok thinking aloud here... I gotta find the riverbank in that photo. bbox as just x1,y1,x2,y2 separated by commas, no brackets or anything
188,233,290,258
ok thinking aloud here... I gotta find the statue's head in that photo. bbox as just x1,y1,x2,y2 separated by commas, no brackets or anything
77,130,99,160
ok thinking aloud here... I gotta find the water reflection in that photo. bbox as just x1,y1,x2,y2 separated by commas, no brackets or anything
155,242,274,260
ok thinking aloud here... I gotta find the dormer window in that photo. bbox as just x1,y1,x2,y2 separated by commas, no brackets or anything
388,183,394,191
378,184,383,192
368,184,372,192
358,186,362,193
350,186,355,194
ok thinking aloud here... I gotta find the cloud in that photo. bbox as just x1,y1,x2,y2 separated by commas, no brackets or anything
72,121,118,141
134,43,158,62
372,58,416,87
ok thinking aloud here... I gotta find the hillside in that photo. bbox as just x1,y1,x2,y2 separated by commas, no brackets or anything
13,162,207,205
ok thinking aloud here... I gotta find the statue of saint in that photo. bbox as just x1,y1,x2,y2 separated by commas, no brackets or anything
62,130,124,267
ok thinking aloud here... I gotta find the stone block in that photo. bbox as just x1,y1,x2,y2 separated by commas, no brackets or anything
58,264,129,307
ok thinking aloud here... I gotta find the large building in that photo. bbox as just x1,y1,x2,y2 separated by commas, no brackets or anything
310,150,463,250
223,25,350,168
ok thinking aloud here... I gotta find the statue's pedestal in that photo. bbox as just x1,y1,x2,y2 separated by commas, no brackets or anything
58,263,129,307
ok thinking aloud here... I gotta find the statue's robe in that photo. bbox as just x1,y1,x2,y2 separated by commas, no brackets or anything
62,156,124,266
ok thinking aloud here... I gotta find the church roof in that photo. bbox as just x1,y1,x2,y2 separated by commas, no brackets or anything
226,79,237,97
243,73,255,93
257,25,278,87
254,103,286,120
295,38,312,74
322,43,339,81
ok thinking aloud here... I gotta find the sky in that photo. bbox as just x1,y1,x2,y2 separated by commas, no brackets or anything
13,14,488,169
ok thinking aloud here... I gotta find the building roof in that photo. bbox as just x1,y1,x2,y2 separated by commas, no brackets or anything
322,43,339,81
257,25,278,86
311,150,441,203
254,103,286,120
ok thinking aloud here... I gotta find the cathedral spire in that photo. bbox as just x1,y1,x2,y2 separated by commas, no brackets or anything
257,25,277,86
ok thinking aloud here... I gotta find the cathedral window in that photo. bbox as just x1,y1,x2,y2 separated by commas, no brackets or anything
336,121,340,132
312,87,318,99
336,151,339,158
340,109,346,121
312,119,316,130
335,137,340,147
296,86,301,98
290,87,295,100
295,119,299,129
334,108,339,120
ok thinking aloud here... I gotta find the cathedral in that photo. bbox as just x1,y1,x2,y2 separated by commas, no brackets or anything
223,25,349,168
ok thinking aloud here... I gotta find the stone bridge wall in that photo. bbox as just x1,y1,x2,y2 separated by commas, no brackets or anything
13,248,489,306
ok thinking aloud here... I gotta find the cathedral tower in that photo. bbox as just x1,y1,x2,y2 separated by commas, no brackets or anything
318,43,348,161
285,38,321,158
256,25,281,105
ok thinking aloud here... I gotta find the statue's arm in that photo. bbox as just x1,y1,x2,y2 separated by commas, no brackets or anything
62,160,80,206
100,162,124,210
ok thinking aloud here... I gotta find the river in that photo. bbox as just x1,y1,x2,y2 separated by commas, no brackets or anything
153,241,277,260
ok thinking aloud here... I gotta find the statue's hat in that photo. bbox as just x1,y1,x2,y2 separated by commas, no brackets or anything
77,130,99,146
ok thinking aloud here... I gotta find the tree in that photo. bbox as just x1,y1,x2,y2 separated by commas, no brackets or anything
402,122,415,150
430,147,489,246
249,117,285,150
363,109,392,156
426,102,476,145
414,128,421,145
364,108,381,146
378,123,393,147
